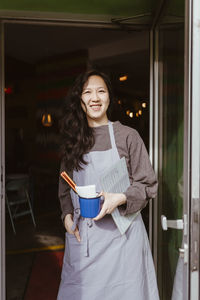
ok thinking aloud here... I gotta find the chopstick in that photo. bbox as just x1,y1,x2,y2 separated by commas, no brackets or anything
60,171,77,194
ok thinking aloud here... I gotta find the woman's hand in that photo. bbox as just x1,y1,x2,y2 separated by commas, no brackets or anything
93,192,127,221
64,214,81,242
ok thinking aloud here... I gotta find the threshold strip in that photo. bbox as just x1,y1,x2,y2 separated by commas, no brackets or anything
6,244,64,255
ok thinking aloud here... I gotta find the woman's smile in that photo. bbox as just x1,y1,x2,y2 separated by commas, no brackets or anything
81,75,110,127
90,104,102,111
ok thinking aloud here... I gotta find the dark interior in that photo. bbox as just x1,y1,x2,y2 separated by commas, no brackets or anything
5,23,150,299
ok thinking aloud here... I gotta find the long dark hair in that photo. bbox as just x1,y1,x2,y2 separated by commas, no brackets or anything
60,69,114,171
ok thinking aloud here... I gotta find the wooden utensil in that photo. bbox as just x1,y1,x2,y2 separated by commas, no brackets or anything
60,171,77,194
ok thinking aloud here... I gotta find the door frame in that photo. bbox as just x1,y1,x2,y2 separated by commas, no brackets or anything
0,14,153,300
0,20,6,300
185,0,200,298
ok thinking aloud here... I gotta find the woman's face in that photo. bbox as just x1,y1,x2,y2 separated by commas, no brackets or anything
81,75,110,127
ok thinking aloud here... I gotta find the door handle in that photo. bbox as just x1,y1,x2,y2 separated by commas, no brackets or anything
161,215,184,230
161,215,188,264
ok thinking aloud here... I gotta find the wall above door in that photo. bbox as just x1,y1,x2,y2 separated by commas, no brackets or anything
0,0,158,18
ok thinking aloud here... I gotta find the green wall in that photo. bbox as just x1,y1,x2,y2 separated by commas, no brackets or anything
0,0,157,17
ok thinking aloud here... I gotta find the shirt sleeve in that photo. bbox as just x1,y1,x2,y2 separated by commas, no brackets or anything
58,159,74,222
119,130,158,216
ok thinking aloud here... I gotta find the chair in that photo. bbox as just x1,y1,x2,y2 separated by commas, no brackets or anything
6,176,36,234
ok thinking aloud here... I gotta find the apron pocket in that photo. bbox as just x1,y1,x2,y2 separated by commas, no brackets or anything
65,232,86,267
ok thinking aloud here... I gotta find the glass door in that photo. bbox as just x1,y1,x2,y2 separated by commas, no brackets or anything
151,0,200,299
152,0,187,299
156,23,186,300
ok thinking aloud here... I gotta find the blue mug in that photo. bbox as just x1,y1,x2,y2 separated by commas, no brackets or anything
79,195,101,218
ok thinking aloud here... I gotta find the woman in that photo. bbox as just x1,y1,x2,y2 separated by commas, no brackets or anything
57,70,160,299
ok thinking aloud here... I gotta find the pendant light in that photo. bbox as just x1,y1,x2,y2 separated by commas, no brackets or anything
42,113,52,127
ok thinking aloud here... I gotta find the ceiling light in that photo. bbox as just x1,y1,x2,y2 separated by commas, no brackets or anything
142,102,146,108
119,75,128,81
42,113,52,127
129,112,134,118
138,110,142,115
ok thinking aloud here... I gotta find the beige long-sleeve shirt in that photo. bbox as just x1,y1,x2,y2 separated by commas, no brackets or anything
58,121,158,221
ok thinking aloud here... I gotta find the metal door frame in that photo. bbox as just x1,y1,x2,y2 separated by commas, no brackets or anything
0,21,6,300
185,0,200,298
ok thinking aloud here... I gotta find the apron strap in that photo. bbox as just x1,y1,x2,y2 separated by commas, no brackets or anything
108,121,119,158
108,121,116,149
71,208,80,231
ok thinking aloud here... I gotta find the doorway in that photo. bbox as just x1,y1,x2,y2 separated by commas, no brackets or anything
2,0,199,298
4,22,151,299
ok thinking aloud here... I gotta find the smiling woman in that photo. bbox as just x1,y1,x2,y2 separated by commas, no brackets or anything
58,69,159,299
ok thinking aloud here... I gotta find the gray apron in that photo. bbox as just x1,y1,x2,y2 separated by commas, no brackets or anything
57,122,159,300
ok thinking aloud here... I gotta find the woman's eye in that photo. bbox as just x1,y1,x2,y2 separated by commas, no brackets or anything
83,90,90,94
99,90,105,93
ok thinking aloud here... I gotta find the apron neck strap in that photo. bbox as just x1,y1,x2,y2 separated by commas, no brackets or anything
108,121,117,150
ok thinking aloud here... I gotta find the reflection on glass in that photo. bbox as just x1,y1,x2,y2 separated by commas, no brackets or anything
171,174,184,299
157,11,184,300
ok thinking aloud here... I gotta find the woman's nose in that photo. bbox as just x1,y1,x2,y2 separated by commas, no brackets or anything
91,90,100,101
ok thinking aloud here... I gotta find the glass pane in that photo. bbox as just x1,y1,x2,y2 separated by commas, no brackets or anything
157,2,185,299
